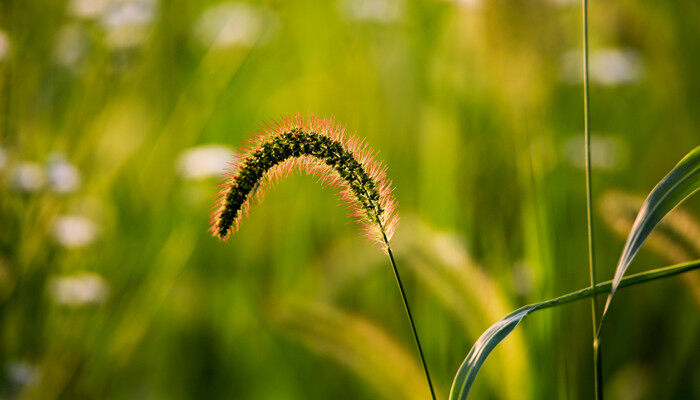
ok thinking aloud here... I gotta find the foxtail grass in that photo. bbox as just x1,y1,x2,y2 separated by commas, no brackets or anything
211,115,436,400
210,115,397,249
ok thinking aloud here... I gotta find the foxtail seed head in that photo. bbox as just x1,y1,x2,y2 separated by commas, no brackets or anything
210,115,398,250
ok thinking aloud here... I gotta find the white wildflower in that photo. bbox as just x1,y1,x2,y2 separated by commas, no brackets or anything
101,0,157,49
47,155,81,193
68,0,111,19
52,215,98,248
5,361,39,387
193,3,275,49
563,134,627,171
561,48,644,86
177,144,234,180
54,25,89,70
11,163,46,193
48,272,109,306
340,0,404,23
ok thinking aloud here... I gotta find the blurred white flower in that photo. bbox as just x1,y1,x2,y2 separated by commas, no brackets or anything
448,0,481,8
561,48,644,86
563,134,627,171
102,0,155,28
5,361,39,387
11,163,46,192
193,3,275,49
54,25,89,70
340,0,404,23
52,215,98,248
0,30,10,62
48,272,109,306
547,0,577,5
591,49,643,85
47,155,81,193
68,0,111,19
101,0,157,49
177,144,234,180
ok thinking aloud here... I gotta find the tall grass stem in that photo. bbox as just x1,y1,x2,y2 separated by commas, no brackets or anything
581,0,603,398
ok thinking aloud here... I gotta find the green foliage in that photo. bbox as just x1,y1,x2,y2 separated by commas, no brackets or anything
449,260,700,400
449,147,700,399
1,0,699,399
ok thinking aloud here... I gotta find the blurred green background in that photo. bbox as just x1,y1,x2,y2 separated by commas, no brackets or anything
1,0,699,399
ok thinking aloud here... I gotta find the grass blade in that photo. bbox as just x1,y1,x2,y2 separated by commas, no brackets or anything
448,305,536,400
449,259,700,400
600,146,700,327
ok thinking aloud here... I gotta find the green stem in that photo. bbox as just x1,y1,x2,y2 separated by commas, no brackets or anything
581,0,602,397
531,260,699,313
383,234,436,400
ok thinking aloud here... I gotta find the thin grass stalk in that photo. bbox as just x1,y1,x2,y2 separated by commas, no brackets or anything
581,0,603,398
383,231,437,400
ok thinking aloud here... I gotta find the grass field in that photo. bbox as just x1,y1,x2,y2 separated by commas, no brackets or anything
1,0,699,399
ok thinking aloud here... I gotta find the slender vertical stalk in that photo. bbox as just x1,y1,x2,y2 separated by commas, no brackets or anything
582,0,604,398
383,232,436,400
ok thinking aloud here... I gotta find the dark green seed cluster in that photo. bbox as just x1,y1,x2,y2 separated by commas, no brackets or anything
215,129,383,238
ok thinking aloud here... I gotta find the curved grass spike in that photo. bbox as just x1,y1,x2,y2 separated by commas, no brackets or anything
211,115,436,400
211,115,398,249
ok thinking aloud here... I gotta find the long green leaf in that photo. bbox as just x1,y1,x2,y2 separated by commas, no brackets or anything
449,259,700,400
448,305,536,400
600,146,700,324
